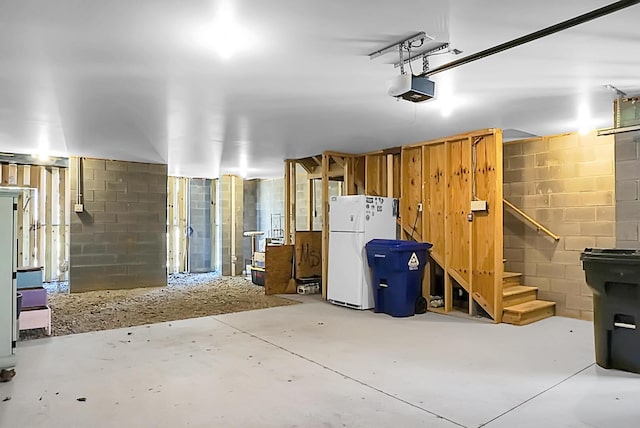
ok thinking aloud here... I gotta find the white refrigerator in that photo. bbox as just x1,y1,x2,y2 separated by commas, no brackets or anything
327,195,397,309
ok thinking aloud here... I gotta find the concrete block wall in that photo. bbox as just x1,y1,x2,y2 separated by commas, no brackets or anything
615,131,640,248
503,132,616,320
69,157,167,292
189,178,211,272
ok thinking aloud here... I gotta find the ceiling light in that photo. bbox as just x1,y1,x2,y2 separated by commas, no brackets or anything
193,1,256,60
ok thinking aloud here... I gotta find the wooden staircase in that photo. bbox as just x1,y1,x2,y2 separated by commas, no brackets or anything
501,272,555,326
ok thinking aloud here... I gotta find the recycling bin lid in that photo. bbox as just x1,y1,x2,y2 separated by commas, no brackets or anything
366,239,433,252
581,248,640,263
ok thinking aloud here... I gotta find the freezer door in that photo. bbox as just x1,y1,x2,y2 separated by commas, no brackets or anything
329,195,365,233
327,231,372,309
363,196,398,241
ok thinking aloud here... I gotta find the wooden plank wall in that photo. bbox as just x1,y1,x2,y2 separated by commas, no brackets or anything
400,129,504,321
167,176,189,273
0,164,69,282
400,147,423,241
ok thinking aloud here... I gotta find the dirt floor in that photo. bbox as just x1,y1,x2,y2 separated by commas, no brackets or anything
22,273,297,339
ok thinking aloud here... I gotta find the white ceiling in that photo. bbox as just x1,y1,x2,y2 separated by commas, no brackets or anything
0,1,638,178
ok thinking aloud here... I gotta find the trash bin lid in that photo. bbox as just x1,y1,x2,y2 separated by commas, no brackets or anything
581,248,640,264
366,239,433,252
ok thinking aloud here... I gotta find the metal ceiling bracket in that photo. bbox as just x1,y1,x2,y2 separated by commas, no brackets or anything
597,124,640,136
369,32,432,59
393,42,449,69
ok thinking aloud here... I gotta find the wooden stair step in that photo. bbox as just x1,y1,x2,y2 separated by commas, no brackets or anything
502,285,538,307
503,300,555,326
502,271,522,287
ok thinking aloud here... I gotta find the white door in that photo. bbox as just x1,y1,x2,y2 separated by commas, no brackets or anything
327,231,366,308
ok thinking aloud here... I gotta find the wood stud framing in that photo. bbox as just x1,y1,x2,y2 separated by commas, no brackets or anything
1,164,69,282
288,128,504,320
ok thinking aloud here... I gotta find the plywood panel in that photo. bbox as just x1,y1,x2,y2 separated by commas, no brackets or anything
365,154,387,196
447,139,471,285
471,132,503,321
426,144,446,265
265,244,295,295
401,147,423,240
294,231,322,278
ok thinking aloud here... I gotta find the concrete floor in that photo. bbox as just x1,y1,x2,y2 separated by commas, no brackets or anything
1,297,638,428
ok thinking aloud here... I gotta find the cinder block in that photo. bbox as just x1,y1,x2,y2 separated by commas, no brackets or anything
578,161,613,177
504,143,523,157
565,293,593,311
522,139,549,154
549,133,579,149
535,180,564,194
595,236,616,247
550,278,581,295
533,208,564,223
615,180,638,201
564,264,586,281
83,179,106,191
616,239,640,249
537,290,566,304
579,222,614,237
84,159,106,170
615,138,638,161
93,191,118,202
564,177,596,193
580,191,614,206
564,236,596,251
615,160,640,180
616,201,640,220
550,249,580,265
105,161,128,171
564,207,596,222
596,206,615,222
549,193,581,208
93,212,117,223
556,307,581,319
550,164,578,180
616,223,639,241
595,175,615,190
581,310,594,321
536,263,566,278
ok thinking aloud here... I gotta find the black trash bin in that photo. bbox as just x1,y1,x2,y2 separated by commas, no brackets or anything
581,248,640,374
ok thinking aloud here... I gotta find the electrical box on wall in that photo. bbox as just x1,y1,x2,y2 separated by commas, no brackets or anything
470,200,488,212
74,204,84,213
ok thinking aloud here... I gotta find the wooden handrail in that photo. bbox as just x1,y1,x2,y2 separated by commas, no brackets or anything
503,198,560,241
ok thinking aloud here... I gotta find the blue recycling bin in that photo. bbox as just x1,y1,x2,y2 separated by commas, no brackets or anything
365,239,433,317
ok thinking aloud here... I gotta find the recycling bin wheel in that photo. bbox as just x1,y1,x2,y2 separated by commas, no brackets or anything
415,296,427,314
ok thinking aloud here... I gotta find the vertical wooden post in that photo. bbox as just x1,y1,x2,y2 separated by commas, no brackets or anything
21,166,31,267
167,177,176,273
308,178,314,231
62,167,70,281
386,154,393,197
421,145,431,300
291,162,297,242
210,178,218,272
467,138,475,316
284,160,291,245
38,167,47,275
321,153,329,300
178,177,188,272
444,142,453,313
48,167,59,282
230,175,237,276
493,130,504,323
